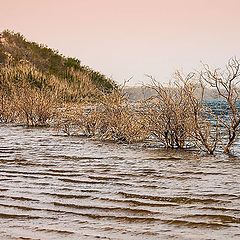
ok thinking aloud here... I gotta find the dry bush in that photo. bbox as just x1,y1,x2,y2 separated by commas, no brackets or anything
11,83,58,126
96,89,149,143
55,88,149,143
140,74,223,153
200,57,240,153
141,76,193,148
175,71,222,154
54,104,100,136
0,90,16,122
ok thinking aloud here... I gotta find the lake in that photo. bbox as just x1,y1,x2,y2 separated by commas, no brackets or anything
0,125,239,240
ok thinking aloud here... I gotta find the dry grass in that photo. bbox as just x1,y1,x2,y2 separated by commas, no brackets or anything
0,62,59,126
50,68,100,102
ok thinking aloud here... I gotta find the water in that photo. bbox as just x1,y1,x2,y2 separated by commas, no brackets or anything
0,125,240,240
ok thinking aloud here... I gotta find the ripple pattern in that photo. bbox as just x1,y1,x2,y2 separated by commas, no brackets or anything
0,125,240,240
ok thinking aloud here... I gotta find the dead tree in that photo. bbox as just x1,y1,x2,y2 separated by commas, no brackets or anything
200,57,240,153
175,71,222,154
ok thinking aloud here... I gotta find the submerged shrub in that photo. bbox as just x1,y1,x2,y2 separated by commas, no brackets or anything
0,89,16,122
96,89,149,143
175,71,222,154
199,57,240,153
56,88,149,143
141,76,193,149
54,104,100,136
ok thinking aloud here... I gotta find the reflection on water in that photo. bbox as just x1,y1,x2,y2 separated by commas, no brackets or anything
0,125,239,240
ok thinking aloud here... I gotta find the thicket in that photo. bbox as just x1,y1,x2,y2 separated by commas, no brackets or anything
0,45,239,154
54,57,240,154
55,87,149,143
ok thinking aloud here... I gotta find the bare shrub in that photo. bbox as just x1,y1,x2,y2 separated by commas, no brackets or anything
11,83,58,126
141,76,193,148
175,71,222,154
0,89,16,122
55,88,149,143
140,73,223,154
200,57,240,153
54,104,100,136
96,89,149,143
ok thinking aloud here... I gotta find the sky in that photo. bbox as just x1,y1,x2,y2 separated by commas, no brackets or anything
1,0,240,86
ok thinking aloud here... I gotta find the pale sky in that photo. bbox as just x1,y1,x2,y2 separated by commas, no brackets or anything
1,0,240,85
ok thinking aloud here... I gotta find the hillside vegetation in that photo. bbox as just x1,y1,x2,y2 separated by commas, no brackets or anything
0,30,116,102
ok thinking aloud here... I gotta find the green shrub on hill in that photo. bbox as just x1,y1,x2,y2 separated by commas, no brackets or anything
0,30,116,101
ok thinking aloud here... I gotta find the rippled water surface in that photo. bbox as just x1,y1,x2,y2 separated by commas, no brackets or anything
0,125,240,240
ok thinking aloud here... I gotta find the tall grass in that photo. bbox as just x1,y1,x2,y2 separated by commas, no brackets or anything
0,62,59,126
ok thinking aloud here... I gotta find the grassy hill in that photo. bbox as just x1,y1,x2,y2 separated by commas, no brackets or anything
0,30,116,102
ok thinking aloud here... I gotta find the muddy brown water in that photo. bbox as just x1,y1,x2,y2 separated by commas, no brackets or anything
0,125,239,240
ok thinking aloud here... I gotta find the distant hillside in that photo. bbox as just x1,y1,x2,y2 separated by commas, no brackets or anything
124,86,222,102
0,30,116,101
